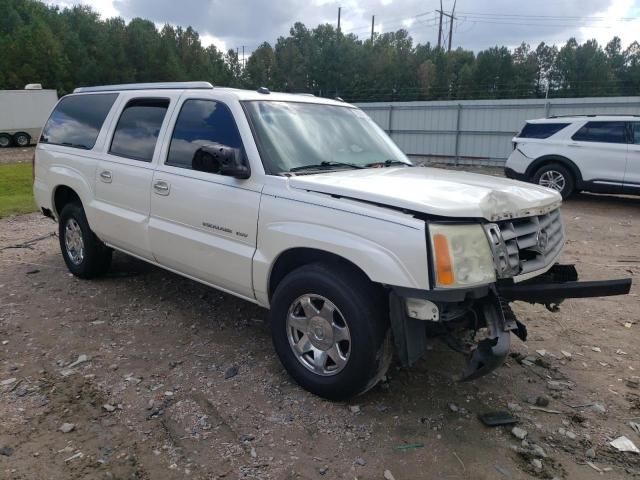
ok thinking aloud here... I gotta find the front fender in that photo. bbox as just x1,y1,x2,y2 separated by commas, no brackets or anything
253,194,429,306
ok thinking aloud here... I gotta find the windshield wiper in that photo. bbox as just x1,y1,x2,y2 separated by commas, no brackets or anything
365,159,412,168
289,161,366,172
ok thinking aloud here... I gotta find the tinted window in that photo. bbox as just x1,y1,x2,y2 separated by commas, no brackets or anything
166,99,243,169
518,122,569,139
633,122,640,145
109,98,169,162
572,121,627,144
40,93,118,149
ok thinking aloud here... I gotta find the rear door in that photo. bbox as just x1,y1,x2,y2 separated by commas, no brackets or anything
569,120,628,191
624,121,640,194
92,93,178,260
148,96,261,299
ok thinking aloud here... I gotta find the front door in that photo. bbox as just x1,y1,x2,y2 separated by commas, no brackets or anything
569,120,628,192
148,97,261,299
92,94,176,260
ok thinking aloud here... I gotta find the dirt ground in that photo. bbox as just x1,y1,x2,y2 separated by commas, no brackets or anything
0,147,33,165
1,167,640,479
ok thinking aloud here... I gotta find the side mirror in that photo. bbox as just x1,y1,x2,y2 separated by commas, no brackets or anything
192,143,250,179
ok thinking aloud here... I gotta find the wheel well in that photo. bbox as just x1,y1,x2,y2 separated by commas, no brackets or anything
13,131,30,140
53,186,81,217
525,156,582,186
268,248,375,301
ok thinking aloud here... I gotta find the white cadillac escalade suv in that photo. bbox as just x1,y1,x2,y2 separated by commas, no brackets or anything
33,82,631,400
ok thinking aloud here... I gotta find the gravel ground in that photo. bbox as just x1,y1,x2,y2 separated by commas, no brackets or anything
1,164,639,479
0,147,34,165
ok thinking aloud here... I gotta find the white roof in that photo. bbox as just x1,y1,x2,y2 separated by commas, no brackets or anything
72,82,351,107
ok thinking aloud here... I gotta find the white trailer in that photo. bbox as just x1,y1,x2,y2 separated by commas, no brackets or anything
0,84,58,148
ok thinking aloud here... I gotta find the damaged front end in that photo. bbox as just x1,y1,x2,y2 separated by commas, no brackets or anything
390,264,631,381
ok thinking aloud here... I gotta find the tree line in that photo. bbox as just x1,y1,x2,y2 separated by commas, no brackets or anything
1,0,639,102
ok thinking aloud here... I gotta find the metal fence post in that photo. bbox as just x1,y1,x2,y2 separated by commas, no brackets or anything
387,104,394,134
454,103,462,166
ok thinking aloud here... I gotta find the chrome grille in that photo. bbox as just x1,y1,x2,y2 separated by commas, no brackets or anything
489,209,564,277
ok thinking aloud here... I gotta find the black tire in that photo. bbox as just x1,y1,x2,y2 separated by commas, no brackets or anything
0,133,11,148
270,262,392,400
532,162,575,199
58,202,112,278
13,132,30,147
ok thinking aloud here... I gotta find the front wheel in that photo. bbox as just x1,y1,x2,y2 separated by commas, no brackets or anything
58,202,112,278
532,163,575,199
270,263,392,400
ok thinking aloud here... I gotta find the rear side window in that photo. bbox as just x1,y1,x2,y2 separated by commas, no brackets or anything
166,99,243,169
40,93,118,149
109,98,170,162
518,122,569,139
572,121,627,144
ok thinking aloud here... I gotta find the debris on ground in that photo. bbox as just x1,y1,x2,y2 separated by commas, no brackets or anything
511,427,528,440
59,423,75,433
384,469,396,480
610,436,640,453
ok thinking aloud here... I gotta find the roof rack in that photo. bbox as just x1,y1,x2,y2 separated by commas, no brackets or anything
73,81,214,94
548,114,640,118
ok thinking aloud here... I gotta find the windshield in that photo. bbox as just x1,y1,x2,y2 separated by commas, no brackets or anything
243,101,412,174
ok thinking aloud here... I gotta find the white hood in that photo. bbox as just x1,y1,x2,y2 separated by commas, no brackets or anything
288,167,562,221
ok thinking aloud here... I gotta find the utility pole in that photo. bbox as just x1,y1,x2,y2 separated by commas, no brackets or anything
447,0,457,52
436,1,456,51
337,7,341,33
242,45,245,69
371,15,375,43
437,0,443,49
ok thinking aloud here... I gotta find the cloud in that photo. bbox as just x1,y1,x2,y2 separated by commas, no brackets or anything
45,0,640,53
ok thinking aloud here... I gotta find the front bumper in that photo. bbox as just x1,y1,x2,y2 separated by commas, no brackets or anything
390,264,632,379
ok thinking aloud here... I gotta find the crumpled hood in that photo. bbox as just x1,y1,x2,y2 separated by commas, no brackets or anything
288,167,562,221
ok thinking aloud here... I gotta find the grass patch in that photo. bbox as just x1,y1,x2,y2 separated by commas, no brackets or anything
0,162,37,218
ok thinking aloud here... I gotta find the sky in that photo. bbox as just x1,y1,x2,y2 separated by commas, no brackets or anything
45,0,640,56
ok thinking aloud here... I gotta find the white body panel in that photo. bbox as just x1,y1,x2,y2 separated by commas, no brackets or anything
288,167,561,222
0,89,58,140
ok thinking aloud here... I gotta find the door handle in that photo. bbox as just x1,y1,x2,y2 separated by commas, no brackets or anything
100,170,112,183
153,180,170,196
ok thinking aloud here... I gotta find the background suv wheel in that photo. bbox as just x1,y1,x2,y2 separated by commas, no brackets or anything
532,163,575,199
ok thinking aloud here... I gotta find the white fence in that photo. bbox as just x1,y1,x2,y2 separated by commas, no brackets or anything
357,96,640,166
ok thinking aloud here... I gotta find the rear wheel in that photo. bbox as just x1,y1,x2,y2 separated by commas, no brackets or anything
59,202,112,278
532,163,574,199
270,262,392,400
13,132,30,147
0,134,11,148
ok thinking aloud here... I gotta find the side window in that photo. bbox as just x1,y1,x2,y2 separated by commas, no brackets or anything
518,122,569,139
571,121,627,144
166,99,243,170
40,93,118,149
109,98,170,162
633,122,640,145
